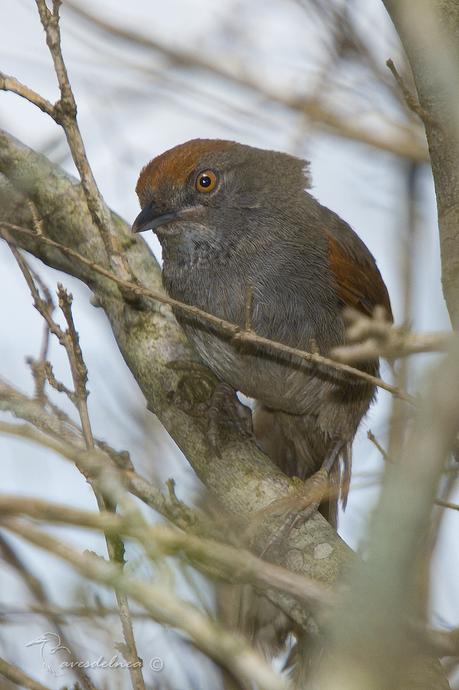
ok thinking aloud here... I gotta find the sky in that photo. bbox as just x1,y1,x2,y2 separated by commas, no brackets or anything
0,1,457,688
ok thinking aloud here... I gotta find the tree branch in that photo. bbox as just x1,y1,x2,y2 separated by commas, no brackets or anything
0,222,411,401
383,0,459,328
0,494,332,615
0,72,55,116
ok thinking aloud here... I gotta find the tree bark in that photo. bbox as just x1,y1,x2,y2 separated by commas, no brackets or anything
383,0,459,328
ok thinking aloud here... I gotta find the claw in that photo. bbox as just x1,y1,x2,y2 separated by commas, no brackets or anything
251,441,345,557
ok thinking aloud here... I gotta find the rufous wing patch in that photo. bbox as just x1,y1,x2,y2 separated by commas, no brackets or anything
326,233,393,321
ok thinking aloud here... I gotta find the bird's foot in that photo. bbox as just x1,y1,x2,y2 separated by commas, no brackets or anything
250,443,344,557
207,381,253,454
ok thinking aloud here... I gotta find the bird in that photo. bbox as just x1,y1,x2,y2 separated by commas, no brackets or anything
132,138,392,673
132,138,392,513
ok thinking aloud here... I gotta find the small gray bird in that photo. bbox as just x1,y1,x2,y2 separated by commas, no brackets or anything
132,138,392,675
133,138,392,523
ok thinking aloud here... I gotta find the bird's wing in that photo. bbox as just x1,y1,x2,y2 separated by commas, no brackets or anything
325,231,393,321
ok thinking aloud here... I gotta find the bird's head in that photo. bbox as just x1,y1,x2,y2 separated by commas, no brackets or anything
132,139,310,249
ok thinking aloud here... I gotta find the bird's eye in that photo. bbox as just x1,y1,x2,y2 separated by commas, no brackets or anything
195,170,218,193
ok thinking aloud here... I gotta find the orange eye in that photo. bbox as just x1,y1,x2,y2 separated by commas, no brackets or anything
195,169,218,193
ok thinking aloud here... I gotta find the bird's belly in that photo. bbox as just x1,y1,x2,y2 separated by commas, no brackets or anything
182,324,333,415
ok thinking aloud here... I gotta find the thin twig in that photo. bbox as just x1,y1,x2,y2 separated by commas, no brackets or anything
5,244,145,690
367,429,391,462
0,223,415,404
26,271,54,403
435,499,459,512
386,58,437,128
368,429,459,513
332,307,452,362
32,0,133,283
0,72,55,116
244,282,255,332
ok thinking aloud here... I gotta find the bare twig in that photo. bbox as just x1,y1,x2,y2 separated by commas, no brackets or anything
367,429,390,462
33,0,116,265
26,274,53,404
0,72,54,116
435,499,459,512
244,282,255,332
332,307,452,362
368,429,459,513
386,58,437,128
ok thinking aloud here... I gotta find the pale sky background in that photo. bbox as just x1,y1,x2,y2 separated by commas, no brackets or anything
0,1,457,688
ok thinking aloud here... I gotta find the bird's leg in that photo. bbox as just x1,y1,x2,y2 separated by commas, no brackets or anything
253,441,344,557
207,381,253,453
290,442,343,528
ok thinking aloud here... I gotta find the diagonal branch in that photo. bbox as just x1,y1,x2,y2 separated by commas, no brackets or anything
0,222,414,403
0,656,52,690
0,494,332,615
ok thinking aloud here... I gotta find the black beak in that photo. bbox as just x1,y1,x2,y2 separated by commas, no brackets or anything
132,202,178,234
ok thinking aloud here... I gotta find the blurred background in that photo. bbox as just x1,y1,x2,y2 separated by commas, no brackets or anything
0,1,457,688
